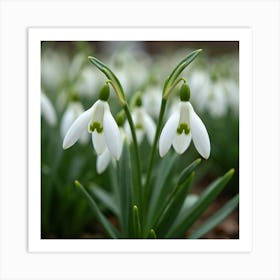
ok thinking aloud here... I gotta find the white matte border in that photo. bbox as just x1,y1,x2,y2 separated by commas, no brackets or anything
28,27,252,253
1,0,279,279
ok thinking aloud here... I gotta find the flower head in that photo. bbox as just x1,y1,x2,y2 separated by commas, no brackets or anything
125,96,156,145
63,85,122,160
159,84,210,159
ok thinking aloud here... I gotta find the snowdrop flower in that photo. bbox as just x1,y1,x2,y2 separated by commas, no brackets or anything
159,83,210,159
61,100,88,144
63,84,122,160
41,92,57,126
142,85,162,118
125,95,156,145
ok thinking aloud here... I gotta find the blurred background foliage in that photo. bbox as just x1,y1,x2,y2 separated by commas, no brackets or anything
41,41,239,238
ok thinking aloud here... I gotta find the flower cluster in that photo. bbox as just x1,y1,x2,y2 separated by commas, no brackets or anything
41,45,239,240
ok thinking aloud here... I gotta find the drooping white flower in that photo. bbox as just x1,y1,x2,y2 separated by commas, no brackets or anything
159,83,210,159
41,92,57,126
125,103,156,145
60,101,88,144
63,98,122,160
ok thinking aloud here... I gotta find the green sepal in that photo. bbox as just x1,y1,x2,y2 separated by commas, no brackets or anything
166,169,235,238
74,180,119,239
188,194,239,239
163,49,202,99
88,56,126,106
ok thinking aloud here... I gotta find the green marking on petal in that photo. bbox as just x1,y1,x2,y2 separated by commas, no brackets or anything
89,122,103,133
135,123,143,130
177,123,190,135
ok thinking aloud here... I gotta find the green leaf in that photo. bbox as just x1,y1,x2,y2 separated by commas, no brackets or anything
117,141,133,237
88,56,126,105
166,169,235,238
148,229,157,239
90,185,119,218
188,194,239,239
163,49,202,98
145,153,177,233
133,205,142,238
172,194,199,228
75,180,119,239
156,173,194,237
177,158,201,185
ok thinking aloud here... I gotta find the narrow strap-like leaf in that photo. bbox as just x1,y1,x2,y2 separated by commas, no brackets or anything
148,229,157,239
133,205,142,238
188,194,239,239
177,158,201,185
166,169,235,238
75,180,119,239
90,185,120,218
156,173,194,237
145,153,177,233
117,141,133,237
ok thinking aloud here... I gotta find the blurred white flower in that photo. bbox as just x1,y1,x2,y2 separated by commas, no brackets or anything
107,46,150,95
125,105,156,145
75,66,102,97
207,82,228,117
188,69,211,112
41,92,57,126
41,51,68,92
60,101,88,144
159,101,210,159
142,85,162,118
63,99,122,160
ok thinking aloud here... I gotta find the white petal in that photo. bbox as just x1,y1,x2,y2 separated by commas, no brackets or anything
97,149,112,174
142,112,156,145
188,103,210,159
62,107,93,149
92,131,106,155
60,106,75,138
103,104,122,160
88,100,104,132
79,130,89,144
136,129,144,144
159,109,180,157
41,93,57,126
60,102,84,138
172,132,192,154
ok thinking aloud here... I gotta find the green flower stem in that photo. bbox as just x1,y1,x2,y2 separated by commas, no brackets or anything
143,98,167,209
123,104,143,209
